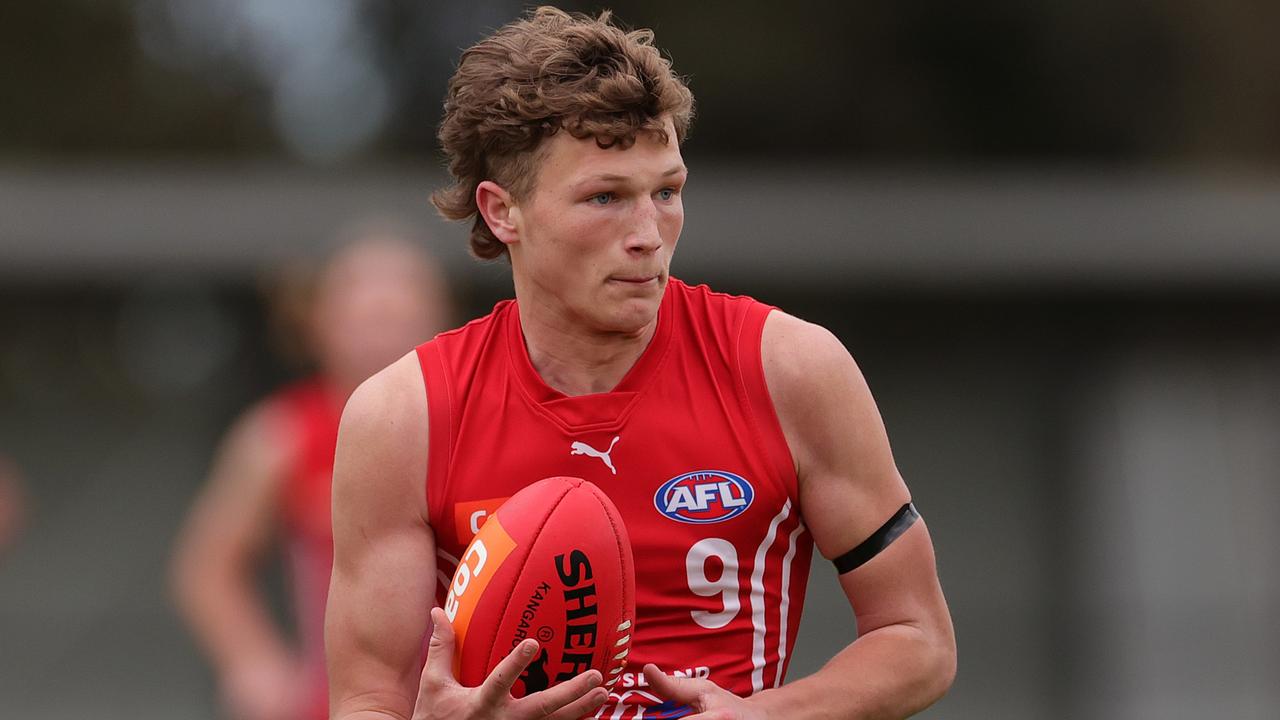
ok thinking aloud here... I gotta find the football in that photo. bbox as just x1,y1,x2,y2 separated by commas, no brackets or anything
443,476,636,696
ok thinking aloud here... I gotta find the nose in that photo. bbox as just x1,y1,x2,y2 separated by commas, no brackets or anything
624,197,663,254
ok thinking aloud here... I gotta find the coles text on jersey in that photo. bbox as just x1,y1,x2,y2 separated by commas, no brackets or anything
654,471,754,524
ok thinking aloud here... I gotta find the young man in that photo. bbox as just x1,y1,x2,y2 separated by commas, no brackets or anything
173,229,450,720
327,8,955,720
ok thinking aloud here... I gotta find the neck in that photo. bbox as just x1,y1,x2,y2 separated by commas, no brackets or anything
516,299,658,397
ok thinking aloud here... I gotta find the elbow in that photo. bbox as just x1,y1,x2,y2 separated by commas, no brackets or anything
169,534,235,616
895,619,957,712
934,638,958,700
921,626,957,706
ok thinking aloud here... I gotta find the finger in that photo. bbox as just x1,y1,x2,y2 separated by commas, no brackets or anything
641,663,707,706
511,669,603,719
479,637,542,702
677,712,732,720
422,607,458,689
542,685,609,720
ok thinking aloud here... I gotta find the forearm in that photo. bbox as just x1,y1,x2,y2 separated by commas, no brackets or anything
331,704,412,720
327,650,419,720
173,563,294,672
325,532,434,720
749,622,955,720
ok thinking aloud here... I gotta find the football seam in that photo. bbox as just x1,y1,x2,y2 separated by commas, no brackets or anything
582,485,634,675
484,479,574,677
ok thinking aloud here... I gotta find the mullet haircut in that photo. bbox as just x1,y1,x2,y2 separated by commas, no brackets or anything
432,6,695,260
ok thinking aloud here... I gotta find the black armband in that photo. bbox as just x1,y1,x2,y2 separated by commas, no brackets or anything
832,502,920,574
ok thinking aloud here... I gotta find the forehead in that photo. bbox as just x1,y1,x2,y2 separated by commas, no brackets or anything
534,120,685,189
320,239,436,296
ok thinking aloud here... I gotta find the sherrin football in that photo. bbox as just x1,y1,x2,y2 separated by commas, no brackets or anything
443,476,636,697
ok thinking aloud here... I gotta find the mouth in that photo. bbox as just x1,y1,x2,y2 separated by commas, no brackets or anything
609,274,661,285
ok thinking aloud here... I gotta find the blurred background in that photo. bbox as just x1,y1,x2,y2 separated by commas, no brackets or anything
2,1,1279,718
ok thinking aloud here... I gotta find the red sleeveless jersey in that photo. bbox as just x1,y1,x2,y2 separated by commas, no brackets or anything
272,378,344,720
417,279,814,718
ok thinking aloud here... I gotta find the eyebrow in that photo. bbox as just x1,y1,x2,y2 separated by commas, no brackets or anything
579,165,688,184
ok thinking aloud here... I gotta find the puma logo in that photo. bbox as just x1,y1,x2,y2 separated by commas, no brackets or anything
519,648,551,694
570,436,620,475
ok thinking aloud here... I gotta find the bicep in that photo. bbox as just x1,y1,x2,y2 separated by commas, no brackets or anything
762,312,909,560
837,519,950,638
763,313,949,633
326,354,436,717
327,512,436,714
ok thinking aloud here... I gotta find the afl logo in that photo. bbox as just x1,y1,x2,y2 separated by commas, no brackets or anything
655,471,754,524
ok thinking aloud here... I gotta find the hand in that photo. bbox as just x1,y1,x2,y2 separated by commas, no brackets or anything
220,654,306,720
414,607,609,720
642,665,769,720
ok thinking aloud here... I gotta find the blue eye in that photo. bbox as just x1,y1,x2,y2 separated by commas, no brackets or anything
657,188,677,201
590,193,612,205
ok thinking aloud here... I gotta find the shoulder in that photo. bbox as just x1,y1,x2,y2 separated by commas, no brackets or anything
761,312,910,556
213,388,305,478
761,312,892,477
761,311,859,406
340,353,427,455
426,300,513,348
666,279,775,358
334,352,430,522
667,277,766,313
418,300,514,379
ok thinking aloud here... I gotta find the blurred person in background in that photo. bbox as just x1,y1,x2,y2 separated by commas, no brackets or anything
0,453,27,558
171,223,452,720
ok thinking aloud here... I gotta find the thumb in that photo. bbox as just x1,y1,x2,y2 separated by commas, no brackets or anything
642,664,707,706
422,606,459,688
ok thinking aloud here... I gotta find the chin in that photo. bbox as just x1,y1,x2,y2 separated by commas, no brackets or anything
596,299,659,336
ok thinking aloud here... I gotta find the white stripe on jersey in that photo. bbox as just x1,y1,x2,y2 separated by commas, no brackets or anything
775,520,807,687
750,500,791,694
436,548,460,591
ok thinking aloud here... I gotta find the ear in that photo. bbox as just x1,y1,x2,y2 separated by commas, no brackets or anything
475,181,521,246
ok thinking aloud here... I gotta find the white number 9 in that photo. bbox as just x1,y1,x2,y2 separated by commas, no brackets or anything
686,538,740,629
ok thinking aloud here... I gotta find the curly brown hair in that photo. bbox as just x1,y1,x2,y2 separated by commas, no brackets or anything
431,6,695,260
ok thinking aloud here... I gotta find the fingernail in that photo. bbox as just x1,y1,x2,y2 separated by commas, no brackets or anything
522,640,536,656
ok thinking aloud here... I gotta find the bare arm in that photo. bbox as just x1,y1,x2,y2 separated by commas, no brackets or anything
327,353,437,720
753,312,956,718
645,312,955,719
327,353,608,720
170,400,305,720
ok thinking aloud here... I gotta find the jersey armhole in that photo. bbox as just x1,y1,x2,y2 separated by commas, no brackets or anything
735,303,800,499
416,342,453,530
